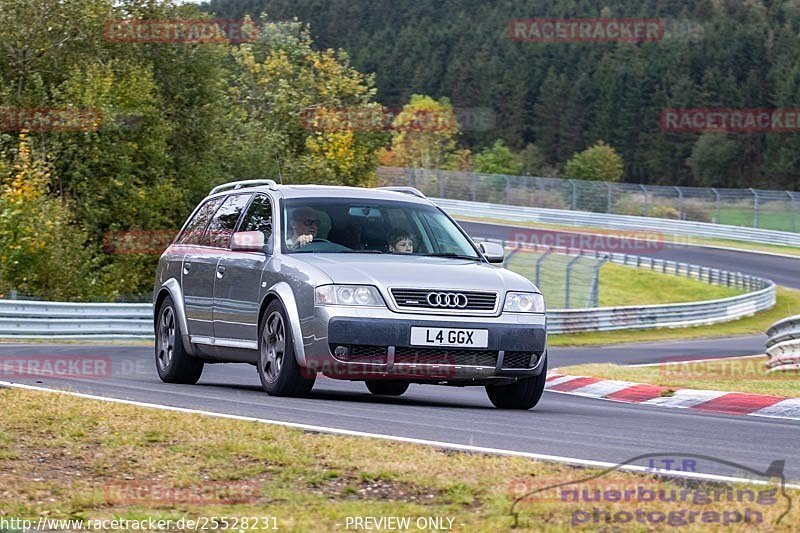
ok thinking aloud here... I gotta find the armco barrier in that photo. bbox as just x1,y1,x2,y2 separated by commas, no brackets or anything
489,239,775,334
431,198,800,248
378,166,800,236
766,315,800,372
0,300,151,339
0,244,775,339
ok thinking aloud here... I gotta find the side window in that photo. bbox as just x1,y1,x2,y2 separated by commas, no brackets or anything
203,194,253,248
177,197,225,245
238,194,274,239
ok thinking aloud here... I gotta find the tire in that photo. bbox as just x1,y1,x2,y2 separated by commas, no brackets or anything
365,380,409,396
155,296,204,384
257,300,316,397
485,356,547,410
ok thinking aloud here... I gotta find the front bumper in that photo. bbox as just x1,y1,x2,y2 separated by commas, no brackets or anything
300,305,547,384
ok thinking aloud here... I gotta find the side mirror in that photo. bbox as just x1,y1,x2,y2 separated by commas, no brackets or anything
231,231,267,253
478,241,505,263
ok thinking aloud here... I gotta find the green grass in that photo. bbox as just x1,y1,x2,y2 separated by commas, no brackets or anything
1,387,797,531
505,250,743,309
557,356,800,398
459,215,800,257
718,207,797,233
599,263,742,307
550,287,800,347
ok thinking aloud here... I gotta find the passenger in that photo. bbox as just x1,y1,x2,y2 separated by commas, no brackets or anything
288,207,320,249
388,232,414,254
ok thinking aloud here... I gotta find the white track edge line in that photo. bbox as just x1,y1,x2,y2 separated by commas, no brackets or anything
629,354,765,368
1,380,798,489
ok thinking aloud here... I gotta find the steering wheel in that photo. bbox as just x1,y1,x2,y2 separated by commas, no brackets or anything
311,238,331,243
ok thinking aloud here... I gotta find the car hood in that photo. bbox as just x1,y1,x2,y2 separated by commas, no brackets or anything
292,254,538,293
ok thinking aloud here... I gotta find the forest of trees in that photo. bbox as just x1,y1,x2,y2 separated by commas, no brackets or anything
207,0,800,190
0,0,387,299
4,0,800,301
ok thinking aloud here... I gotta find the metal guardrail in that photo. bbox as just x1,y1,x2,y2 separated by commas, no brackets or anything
0,300,151,339
0,243,775,339
432,197,800,248
486,239,775,335
766,315,800,373
378,166,800,234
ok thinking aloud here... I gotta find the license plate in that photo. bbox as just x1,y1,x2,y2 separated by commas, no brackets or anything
410,327,488,348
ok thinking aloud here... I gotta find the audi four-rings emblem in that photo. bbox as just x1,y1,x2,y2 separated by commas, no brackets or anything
426,292,469,308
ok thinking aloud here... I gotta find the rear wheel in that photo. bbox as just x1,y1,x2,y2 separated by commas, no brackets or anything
485,357,547,410
155,296,204,384
257,300,316,397
365,380,409,396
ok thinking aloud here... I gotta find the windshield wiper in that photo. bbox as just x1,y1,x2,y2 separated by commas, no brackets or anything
338,249,385,254
417,252,482,261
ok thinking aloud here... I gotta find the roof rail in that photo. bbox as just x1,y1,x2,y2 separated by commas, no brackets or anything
209,179,278,196
377,186,427,199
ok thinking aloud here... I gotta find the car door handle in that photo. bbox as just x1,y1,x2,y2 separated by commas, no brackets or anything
216,266,226,279
183,263,192,275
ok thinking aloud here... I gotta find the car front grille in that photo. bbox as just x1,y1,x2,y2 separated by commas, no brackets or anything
502,351,534,368
390,289,497,311
394,347,498,367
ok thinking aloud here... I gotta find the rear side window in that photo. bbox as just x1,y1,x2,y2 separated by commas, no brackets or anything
177,197,225,245
202,194,253,248
238,194,274,238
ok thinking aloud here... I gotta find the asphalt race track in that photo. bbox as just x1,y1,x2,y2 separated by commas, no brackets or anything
459,220,800,289
2,221,799,481
2,339,797,481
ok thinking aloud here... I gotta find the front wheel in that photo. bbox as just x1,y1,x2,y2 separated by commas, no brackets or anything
155,296,204,384
485,357,547,410
257,300,316,397
365,380,409,396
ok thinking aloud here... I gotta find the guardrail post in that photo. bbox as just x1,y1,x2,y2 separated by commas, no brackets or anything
502,246,520,269
505,175,511,205
588,256,608,307
606,183,613,213
749,188,759,228
535,250,552,288
471,173,477,202
639,184,649,216
674,186,684,220
569,179,577,210
788,191,797,233
537,178,545,208
712,188,720,224
565,254,582,308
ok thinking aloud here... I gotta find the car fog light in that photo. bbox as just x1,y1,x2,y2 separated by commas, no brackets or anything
334,345,350,357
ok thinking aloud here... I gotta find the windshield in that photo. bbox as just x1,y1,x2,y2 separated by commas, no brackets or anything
281,198,481,259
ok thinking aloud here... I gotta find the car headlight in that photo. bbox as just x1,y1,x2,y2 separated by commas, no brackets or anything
315,285,385,306
504,292,545,313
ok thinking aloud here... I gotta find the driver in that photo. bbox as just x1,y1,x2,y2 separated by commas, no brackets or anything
288,206,321,249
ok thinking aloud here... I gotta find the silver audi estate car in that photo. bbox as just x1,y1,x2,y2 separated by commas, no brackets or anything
153,180,548,409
